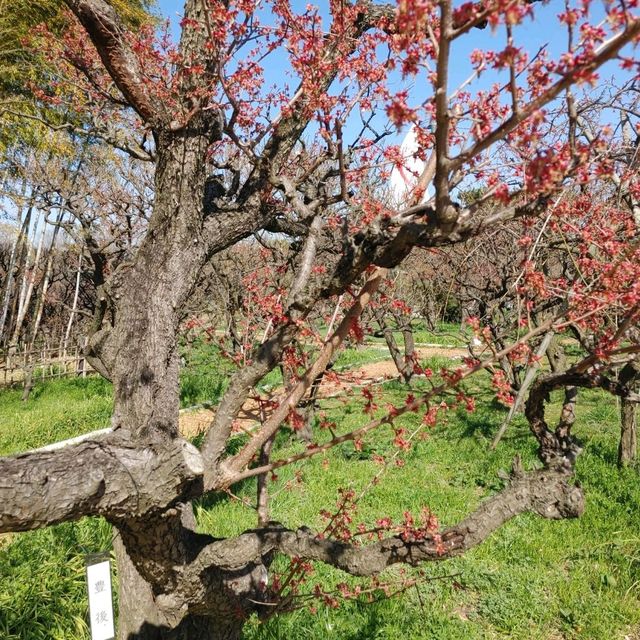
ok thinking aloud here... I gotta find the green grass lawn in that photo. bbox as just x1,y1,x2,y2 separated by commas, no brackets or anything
0,377,113,456
182,338,393,394
201,378,640,640
1,354,639,639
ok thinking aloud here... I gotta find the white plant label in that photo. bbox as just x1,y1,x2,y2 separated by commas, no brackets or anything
86,555,115,640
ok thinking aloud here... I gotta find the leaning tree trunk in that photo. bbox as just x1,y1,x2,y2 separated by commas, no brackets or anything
10,207,45,350
28,213,62,351
374,308,415,383
62,253,83,357
0,210,27,341
0,186,36,347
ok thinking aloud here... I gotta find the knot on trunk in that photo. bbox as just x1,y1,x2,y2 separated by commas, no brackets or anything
168,108,225,142
223,562,270,602
531,475,584,520
539,440,582,472
436,202,461,231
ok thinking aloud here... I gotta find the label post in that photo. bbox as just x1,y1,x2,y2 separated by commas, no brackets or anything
85,552,115,640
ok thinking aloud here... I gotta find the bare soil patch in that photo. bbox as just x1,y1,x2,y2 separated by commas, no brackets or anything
178,346,466,438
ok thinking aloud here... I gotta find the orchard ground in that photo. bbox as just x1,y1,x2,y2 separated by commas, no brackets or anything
0,334,639,640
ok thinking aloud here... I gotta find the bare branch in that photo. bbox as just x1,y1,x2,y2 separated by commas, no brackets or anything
63,0,160,122
452,19,640,172
433,0,455,225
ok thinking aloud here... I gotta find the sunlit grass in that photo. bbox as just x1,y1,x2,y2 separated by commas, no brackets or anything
0,351,638,639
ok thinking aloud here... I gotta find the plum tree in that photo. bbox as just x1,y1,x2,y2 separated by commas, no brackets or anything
1,1,639,638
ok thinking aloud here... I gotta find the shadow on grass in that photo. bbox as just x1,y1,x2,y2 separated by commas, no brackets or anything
341,605,388,640
582,438,618,467
450,406,505,440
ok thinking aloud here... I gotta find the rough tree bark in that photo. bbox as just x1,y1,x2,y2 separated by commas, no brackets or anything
617,360,639,467
618,399,637,467
99,111,241,636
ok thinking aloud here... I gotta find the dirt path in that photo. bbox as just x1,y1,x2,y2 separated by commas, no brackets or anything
178,345,466,438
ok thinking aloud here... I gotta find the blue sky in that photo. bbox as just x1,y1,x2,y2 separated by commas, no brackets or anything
154,0,629,149
156,0,579,89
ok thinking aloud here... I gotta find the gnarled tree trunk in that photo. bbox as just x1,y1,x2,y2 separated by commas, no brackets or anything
113,517,247,640
102,118,248,635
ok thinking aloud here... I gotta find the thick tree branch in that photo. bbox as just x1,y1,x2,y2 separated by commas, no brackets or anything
63,0,160,122
209,269,386,489
322,195,549,295
0,434,203,533
526,353,640,468
201,466,583,577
